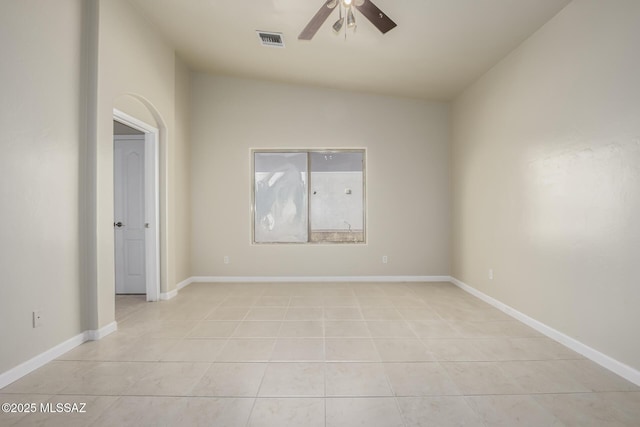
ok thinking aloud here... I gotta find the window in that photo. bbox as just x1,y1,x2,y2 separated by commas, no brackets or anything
253,150,365,244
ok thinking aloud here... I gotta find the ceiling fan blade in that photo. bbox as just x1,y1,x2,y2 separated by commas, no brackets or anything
298,0,337,40
355,0,397,34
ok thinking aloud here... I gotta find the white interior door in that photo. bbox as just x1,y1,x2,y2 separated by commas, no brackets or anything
114,137,146,294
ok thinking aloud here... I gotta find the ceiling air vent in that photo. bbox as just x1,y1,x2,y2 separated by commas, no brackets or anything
257,31,285,48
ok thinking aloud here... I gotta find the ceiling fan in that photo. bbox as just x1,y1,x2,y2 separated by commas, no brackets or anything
298,0,397,40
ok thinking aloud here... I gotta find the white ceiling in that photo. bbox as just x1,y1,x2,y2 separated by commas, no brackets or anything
127,0,571,101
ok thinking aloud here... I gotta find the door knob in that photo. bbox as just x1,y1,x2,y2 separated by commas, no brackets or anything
114,222,124,228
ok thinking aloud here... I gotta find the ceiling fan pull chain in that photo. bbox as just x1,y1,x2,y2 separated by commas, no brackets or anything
344,6,347,41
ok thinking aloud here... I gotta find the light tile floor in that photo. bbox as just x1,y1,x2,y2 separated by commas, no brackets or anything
1,282,639,426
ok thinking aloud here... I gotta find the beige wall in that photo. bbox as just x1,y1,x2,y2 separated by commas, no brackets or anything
174,58,192,283
94,0,192,326
0,0,84,373
451,0,640,371
0,0,192,377
190,74,450,277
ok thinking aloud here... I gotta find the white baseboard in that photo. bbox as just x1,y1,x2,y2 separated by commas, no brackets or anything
85,321,118,341
160,277,194,300
190,275,450,283
450,277,640,387
0,333,85,389
160,289,178,300
177,277,194,289
0,322,117,389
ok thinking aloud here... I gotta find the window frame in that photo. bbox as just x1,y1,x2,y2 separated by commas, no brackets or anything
251,148,367,245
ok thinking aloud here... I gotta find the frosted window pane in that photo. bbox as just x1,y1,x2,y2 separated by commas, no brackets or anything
254,152,308,243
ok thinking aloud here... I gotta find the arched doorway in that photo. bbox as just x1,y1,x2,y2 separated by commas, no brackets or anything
113,107,160,301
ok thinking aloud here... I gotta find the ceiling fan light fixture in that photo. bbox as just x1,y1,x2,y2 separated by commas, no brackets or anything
346,7,356,28
332,17,344,33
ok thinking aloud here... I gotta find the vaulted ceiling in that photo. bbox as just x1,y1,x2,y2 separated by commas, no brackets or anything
128,0,571,100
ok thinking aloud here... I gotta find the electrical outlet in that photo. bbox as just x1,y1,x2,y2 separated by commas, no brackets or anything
223,256,230,265
488,269,494,280
32,310,43,328
382,255,388,264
